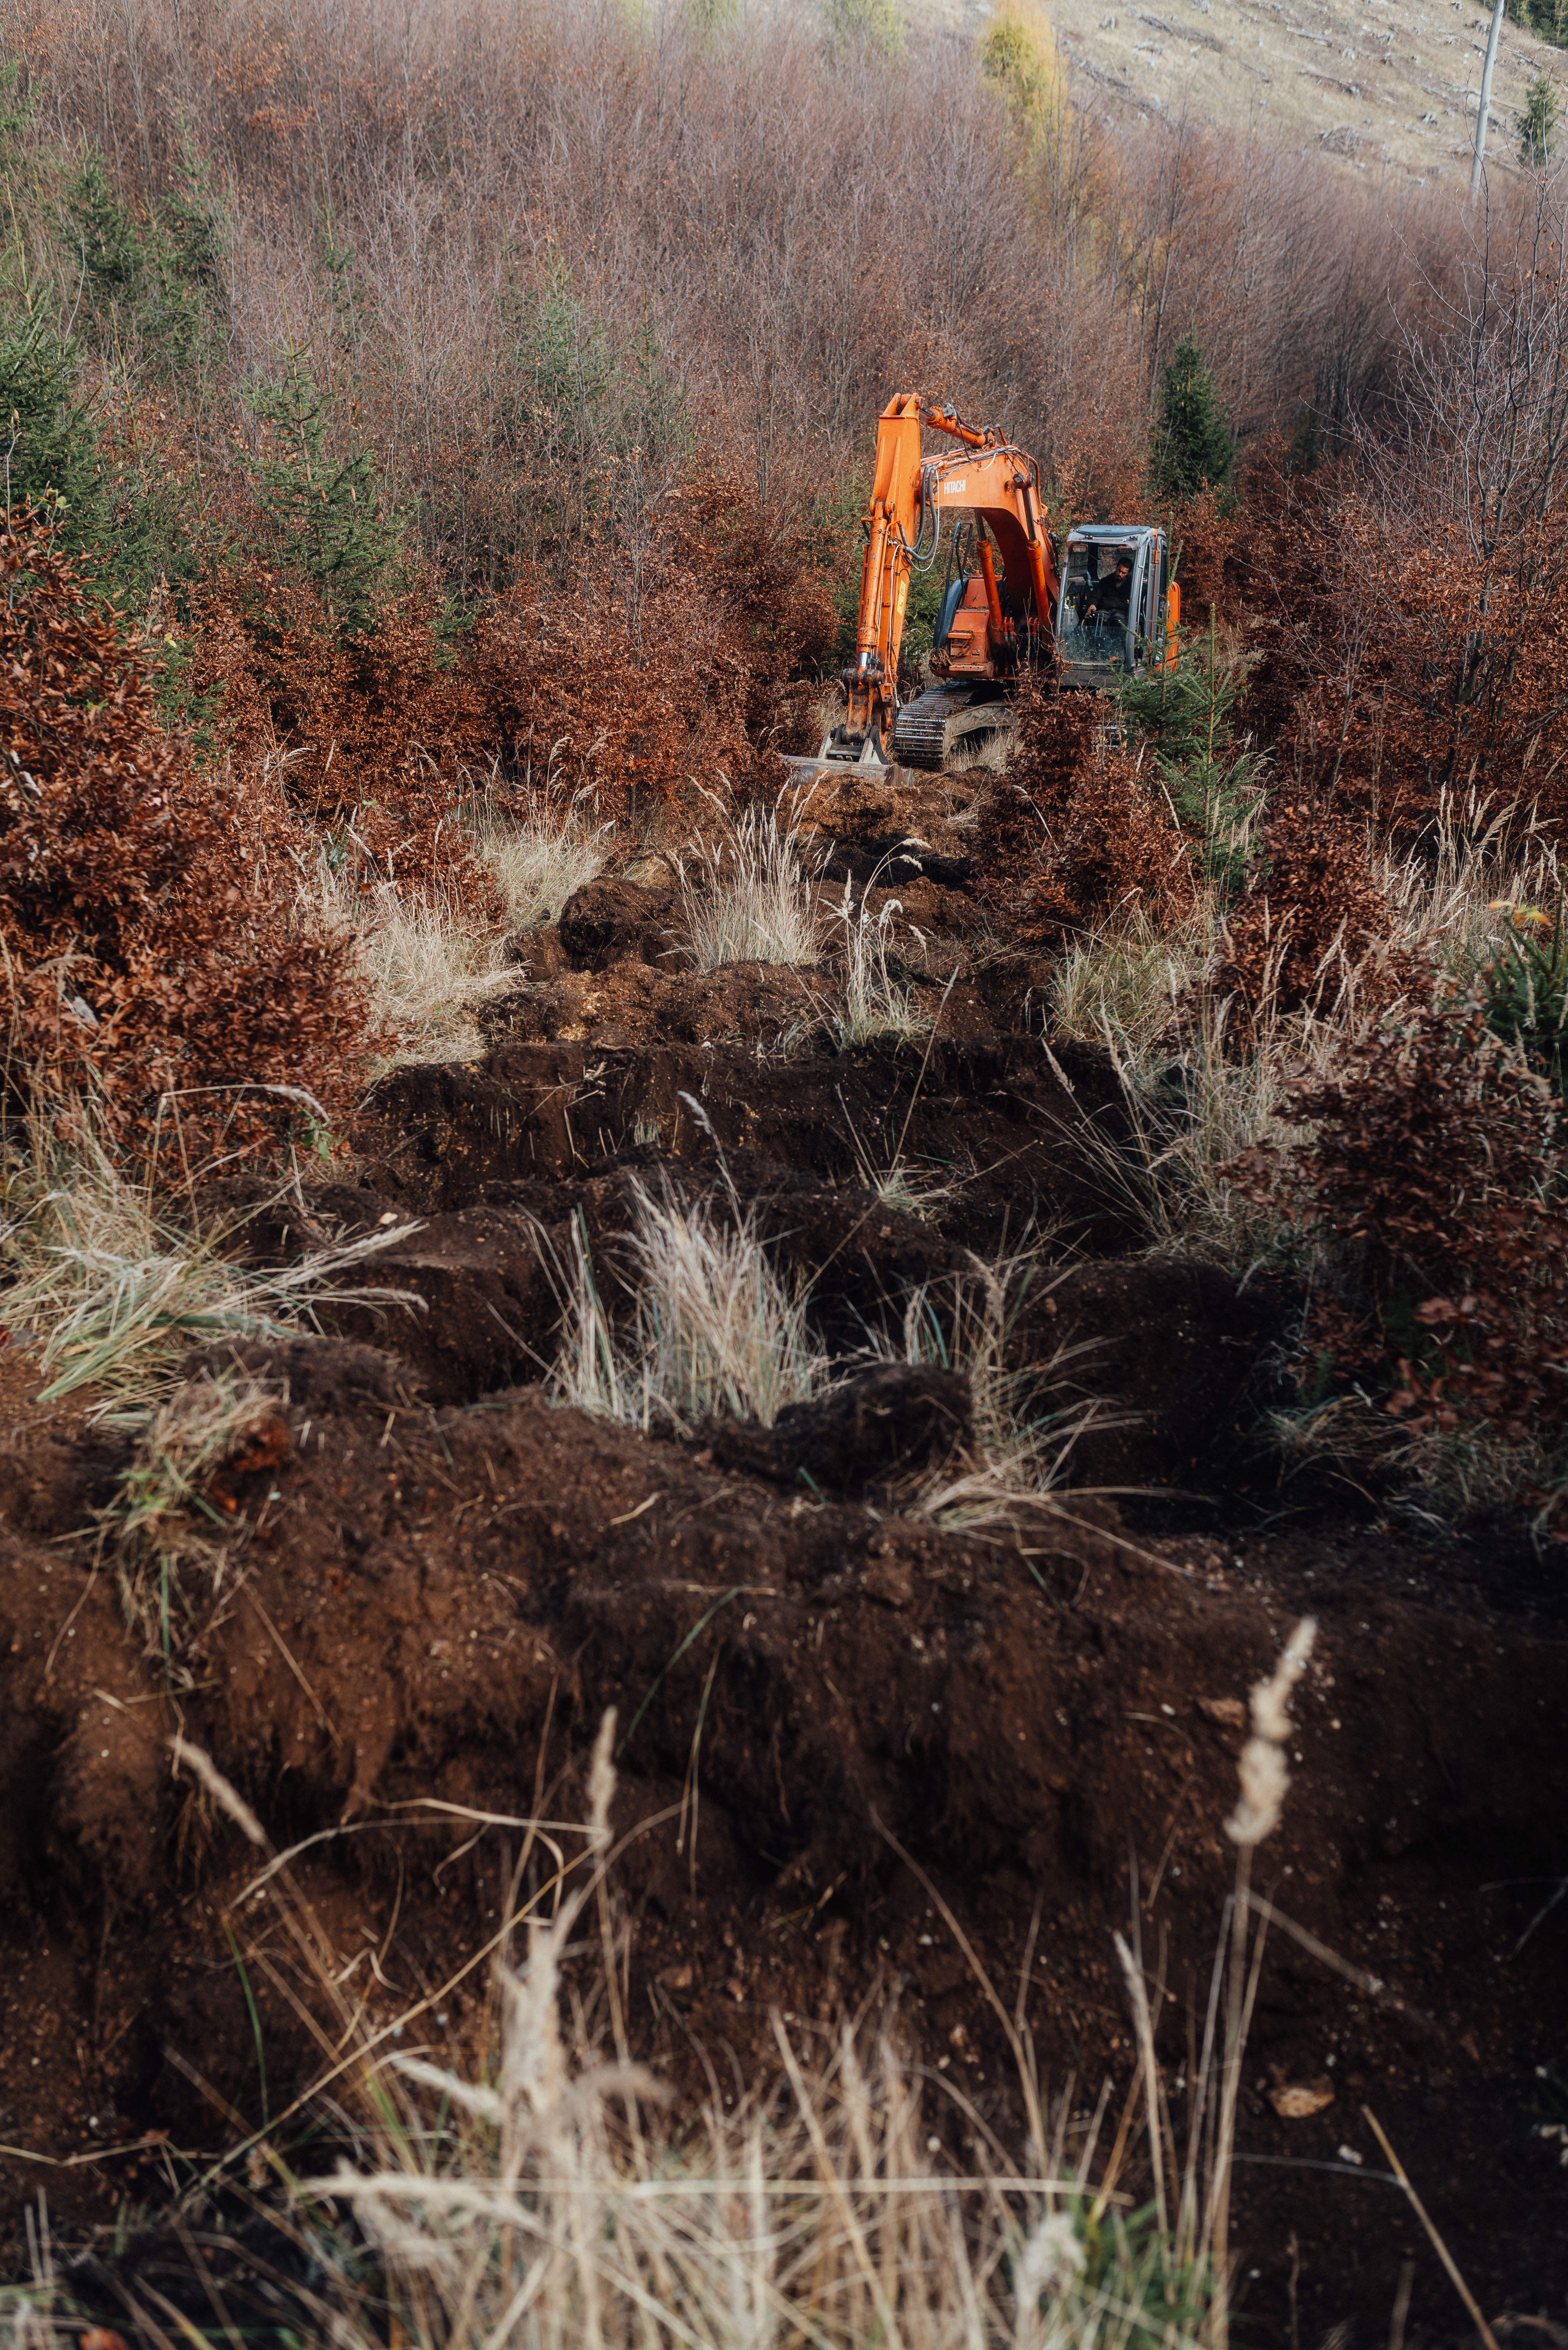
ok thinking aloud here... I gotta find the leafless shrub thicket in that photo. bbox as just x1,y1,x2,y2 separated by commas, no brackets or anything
5,0,1479,578
1218,168,1568,840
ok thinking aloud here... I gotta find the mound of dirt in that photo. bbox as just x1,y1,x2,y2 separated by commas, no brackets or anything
478,958,841,1052
559,875,681,970
704,1360,973,1494
3,1334,1566,2344
7,763,1568,2346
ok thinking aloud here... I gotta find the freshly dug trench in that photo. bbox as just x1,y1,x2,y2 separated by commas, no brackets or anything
4,1342,1566,2267
351,1034,1136,1253
246,1148,1283,1482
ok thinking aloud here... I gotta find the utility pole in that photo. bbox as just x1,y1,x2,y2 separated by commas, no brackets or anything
1471,0,1507,197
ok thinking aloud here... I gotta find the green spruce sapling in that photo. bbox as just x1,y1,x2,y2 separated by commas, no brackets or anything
1520,71,1559,164
0,315,107,551
1120,608,1266,890
1155,332,1235,502
248,353,399,636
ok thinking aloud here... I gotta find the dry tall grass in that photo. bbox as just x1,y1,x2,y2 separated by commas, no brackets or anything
472,789,613,928
526,1173,1112,1518
1047,909,1340,1271
1044,795,1563,1273
676,797,822,973
826,869,935,1050
302,791,614,1063
872,1257,1110,1526
0,1097,423,1419
1377,789,1563,984
311,869,518,1065
540,1182,826,1434
107,1368,289,1674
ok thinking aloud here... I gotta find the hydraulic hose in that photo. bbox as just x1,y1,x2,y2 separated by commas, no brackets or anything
908,462,941,568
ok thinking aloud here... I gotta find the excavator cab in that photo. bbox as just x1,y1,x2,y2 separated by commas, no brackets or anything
1055,526,1178,690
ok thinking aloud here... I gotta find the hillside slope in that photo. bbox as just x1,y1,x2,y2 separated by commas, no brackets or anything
949,0,1563,183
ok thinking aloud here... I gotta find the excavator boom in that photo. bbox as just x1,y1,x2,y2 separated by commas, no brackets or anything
837,394,1061,761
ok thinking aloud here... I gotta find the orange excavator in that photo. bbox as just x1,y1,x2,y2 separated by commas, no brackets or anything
807,392,1179,772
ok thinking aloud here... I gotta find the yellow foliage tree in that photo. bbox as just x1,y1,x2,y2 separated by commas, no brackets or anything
979,0,1062,133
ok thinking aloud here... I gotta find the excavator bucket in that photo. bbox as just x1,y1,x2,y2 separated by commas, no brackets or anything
779,728,895,787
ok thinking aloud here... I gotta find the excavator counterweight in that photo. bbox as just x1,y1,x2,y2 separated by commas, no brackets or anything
790,395,1178,779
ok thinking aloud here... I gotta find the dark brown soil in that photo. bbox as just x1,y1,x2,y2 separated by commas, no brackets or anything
4,774,1566,2349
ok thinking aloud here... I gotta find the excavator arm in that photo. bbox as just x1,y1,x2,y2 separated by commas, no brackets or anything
837,394,1064,759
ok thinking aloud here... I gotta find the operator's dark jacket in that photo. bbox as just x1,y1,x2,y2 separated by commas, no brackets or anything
1089,563,1133,616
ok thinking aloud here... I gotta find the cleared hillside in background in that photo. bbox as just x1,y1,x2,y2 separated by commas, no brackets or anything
929,0,1561,181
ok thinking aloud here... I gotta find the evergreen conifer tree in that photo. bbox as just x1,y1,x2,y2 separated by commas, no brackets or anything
61,153,143,300
249,356,398,635
1156,332,1235,501
1120,613,1266,890
1520,71,1558,163
0,314,109,551
143,146,228,379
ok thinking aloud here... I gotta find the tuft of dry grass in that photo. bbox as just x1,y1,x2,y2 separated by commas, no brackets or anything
1049,905,1214,1059
1051,967,1333,1272
108,1369,289,1674
532,1170,1107,1513
1269,1380,1568,1535
1048,897,1401,1273
471,786,613,929
540,1179,826,1434
306,789,611,1066
826,869,934,1051
875,1254,1112,1525
1046,798,1567,1279
0,1096,423,1420
1377,788,1561,985
676,792,822,972
947,719,1017,774
309,864,517,1066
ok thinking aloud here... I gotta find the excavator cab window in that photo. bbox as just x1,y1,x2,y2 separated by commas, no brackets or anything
1058,541,1140,668
1056,530,1169,675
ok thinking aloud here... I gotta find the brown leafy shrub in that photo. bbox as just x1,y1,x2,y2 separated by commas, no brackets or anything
183,559,499,903
976,682,1197,936
677,480,840,751
1216,436,1568,852
1245,994,1568,1443
0,524,370,1161
1215,799,1413,1018
474,567,762,830
182,472,836,863
1165,484,1246,635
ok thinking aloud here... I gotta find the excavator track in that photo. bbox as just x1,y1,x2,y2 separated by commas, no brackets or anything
892,687,1010,770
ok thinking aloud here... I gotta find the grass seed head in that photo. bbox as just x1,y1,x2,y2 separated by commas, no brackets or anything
1227,1615,1317,1848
